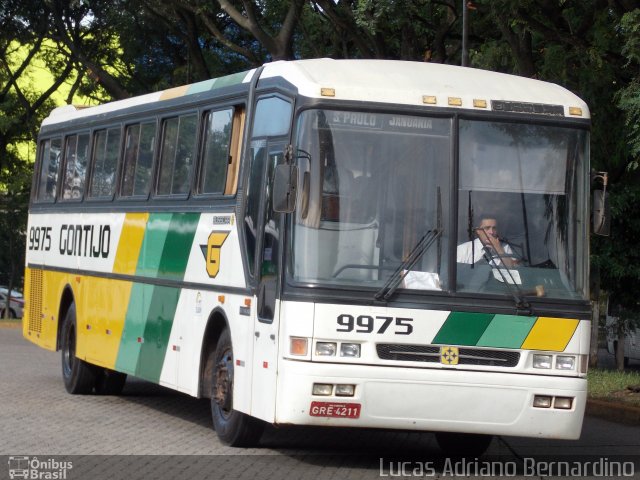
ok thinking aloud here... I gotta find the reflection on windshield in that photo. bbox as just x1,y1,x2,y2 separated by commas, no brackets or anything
291,110,451,291
289,110,588,302
456,121,588,300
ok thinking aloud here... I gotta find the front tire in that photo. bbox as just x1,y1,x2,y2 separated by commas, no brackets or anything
61,304,96,394
210,328,264,446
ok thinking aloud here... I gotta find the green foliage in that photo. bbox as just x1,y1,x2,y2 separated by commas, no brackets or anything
588,368,640,400
1,0,640,312
617,10,640,170
592,182,640,314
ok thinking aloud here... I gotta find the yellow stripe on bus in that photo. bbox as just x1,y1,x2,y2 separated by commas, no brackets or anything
113,213,149,275
521,317,579,352
159,85,189,101
77,276,133,369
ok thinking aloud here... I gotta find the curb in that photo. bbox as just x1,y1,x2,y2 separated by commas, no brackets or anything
586,398,640,426
0,320,21,329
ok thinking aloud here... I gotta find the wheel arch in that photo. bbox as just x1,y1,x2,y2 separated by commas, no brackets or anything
56,285,76,351
198,307,229,398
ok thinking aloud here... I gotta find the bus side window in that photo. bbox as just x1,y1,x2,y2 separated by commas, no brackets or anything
36,137,62,202
121,122,155,198
158,113,198,196
89,127,121,199
61,133,89,201
199,108,234,195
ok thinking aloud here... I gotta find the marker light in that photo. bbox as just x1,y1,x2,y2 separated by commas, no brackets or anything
290,337,308,356
554,397,573,409
556,356,576,370
533,395,552,408
312,383,333,396
533,354,552,369
316,342,337,356
335,384,355,397
340,343,361,358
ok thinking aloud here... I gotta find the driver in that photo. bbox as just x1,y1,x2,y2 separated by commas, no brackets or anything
457,216,518,268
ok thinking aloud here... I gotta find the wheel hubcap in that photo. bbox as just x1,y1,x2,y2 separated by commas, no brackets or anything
214,350,233,416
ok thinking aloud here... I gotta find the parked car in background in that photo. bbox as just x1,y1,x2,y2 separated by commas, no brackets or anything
606,315,640,367
0,287,24,319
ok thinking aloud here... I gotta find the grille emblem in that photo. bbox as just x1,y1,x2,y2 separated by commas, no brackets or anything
440,346,459,365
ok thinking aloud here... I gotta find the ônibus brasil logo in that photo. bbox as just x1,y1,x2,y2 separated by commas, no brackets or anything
8,456,73,479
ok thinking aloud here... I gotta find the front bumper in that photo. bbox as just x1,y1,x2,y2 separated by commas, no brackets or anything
275,359,586,439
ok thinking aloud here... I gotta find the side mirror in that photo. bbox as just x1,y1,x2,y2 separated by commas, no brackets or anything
592,190,610,236
273,164,298,213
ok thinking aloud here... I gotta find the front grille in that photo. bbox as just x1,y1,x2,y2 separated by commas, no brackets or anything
28,269,43,334
377,343,520,367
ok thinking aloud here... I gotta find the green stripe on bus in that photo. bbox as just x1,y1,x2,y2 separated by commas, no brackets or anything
157,213,200,281
476,314,537,348
136,285,181,382
212,71,250,89
115,282,155,375
432,312,494,346
136,213,172,277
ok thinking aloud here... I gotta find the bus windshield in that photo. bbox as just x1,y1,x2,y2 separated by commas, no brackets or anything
290,109,589,302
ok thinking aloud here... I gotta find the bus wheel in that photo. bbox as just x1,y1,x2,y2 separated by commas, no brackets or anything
435,432,493,457
61,304,96,394
95,368,127,395
210,329,264,447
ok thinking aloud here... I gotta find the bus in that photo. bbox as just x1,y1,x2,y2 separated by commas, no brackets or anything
24,59,595,455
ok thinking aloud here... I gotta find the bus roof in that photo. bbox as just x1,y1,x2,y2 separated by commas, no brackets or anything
42,59,589,126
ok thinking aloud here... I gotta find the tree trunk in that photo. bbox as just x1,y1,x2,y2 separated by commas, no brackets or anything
589,299,600,368
615,329,626,371
589,264,600,368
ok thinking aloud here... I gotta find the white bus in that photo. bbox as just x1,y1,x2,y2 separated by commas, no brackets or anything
24,59,594,455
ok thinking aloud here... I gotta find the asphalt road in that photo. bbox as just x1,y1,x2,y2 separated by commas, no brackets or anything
1,325,638,479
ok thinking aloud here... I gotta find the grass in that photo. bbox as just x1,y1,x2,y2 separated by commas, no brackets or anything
588,368,640,407
0,318,21,328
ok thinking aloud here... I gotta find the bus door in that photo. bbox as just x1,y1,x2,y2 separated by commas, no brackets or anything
243,95,293,420
250,141,285,421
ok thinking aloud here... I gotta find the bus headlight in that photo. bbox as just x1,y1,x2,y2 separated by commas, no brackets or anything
316,342,337,356
340,343,361,358
533,354,552,369
556,355,576,370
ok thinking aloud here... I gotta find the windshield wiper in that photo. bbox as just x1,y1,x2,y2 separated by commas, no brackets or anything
481,248,535,314
374,229,442,301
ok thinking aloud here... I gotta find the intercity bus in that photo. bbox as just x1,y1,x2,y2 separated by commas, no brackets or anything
23,59,594,455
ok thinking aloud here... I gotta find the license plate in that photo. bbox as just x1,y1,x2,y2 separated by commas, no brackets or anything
309,401,361,419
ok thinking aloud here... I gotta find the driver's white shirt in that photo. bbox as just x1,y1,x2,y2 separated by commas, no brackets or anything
457,238,514,265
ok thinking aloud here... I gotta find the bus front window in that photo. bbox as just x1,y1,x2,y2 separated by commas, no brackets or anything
456,120,589,301
291,110,451,292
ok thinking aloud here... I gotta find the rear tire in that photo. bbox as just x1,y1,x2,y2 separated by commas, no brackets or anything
435,432,493,457
210,328,264,446
61,304,96,394
95,368,127,395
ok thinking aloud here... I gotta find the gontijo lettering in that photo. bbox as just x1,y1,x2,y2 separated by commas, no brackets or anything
59,224,111,258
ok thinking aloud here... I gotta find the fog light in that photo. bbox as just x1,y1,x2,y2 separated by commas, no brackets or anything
533,354,552,369
312,383,333,396
556,355,576,370
554,397,573,409
316,342,337,356
290,337,308,356
533,395,552,408
335,384,355,397
340,343,361,357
